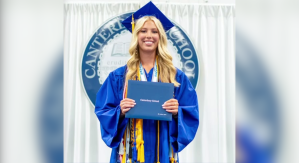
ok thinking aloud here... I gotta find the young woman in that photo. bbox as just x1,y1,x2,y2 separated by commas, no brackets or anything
95,2,199,163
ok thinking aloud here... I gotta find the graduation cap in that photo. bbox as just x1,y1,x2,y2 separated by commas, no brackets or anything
122,1,174,33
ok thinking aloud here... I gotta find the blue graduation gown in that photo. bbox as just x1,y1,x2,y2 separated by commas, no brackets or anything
95,65,199,163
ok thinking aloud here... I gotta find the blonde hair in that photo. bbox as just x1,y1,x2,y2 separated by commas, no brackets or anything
125,16,180,87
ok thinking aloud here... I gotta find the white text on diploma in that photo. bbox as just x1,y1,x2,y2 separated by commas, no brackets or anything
140,99,159,103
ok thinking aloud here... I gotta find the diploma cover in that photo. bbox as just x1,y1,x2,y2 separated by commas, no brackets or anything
125,80,174,121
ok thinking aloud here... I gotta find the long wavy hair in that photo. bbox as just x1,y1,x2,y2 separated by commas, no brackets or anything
125,16,180,87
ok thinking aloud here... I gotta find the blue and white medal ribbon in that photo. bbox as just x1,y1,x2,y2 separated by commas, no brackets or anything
138,59,158,82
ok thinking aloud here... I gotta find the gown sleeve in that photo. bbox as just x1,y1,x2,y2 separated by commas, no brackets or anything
169,70,199,152
94,72,129,148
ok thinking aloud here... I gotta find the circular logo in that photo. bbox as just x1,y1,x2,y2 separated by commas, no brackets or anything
81,12,200,106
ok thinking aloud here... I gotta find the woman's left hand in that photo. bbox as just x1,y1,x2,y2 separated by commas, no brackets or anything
162,99,179,115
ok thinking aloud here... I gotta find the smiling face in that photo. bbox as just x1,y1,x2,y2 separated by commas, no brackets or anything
137,20,160,54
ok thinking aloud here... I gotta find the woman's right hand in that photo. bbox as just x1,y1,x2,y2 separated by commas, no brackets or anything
120,98,136,116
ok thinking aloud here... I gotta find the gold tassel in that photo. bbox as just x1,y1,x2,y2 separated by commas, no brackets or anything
131,14,135,32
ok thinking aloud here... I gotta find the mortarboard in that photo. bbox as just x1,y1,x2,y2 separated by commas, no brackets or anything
122,1,174,33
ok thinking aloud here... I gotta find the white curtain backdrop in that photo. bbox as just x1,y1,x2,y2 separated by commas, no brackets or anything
64,2,235,163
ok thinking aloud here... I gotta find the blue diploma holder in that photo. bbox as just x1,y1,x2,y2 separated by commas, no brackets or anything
125,80,174,121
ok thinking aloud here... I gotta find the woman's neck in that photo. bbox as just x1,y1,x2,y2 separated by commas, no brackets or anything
139,51,156,73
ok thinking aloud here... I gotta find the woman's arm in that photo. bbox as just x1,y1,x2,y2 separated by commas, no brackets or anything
94,72,129,148
168,70,199,152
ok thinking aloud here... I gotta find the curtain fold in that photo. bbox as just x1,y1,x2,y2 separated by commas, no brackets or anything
64,2,235,163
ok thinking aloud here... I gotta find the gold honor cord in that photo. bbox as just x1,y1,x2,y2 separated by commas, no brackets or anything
136,63,144,162
157,120,160,163
122,128,127,163
170,147,175,163
156,57,161,163
130,118,134,163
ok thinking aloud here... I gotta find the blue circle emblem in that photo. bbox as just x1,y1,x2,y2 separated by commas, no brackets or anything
81,12,200,106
